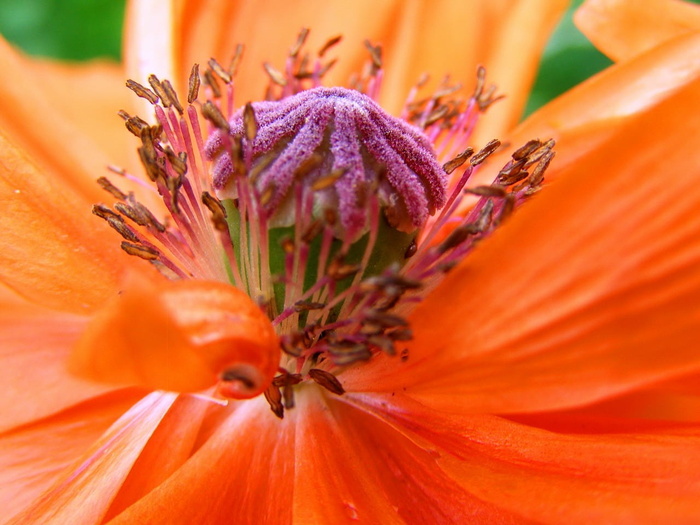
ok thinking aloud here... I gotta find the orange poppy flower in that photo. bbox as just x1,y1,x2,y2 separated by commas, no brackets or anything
2,0,700,523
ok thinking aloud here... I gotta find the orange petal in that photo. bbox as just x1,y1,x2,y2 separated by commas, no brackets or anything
9,393,177,524
0,130,127,312
474,31,700,189
102,395,210,521
106,397,294,524
0,37,123,205
521,371,700,423
0,283,127,433
470,0,569,147
71,273,280,397
345,73,700,414
0,390,146,522
354,394,700,522
26,57,140,179
292,389,511,523
124,0,566,123
575,0,700,62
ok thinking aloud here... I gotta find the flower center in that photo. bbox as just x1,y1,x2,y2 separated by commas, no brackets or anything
92,31,554,417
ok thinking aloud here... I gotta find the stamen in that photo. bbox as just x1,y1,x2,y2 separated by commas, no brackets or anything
92,31,555,418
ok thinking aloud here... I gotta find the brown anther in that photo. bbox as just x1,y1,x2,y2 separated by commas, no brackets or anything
294,53,312,79
308,369,345,395
437,223,481,255
280,237,295,255
147,74,171,108
361,274,421,292
497,160,530,186
273,372,303,388
201,101,230,131
474,200,494,232
388,328,413,341
201,191,228,232
106,216,139,242
327,255,360,281
301,220,323,244
367,335,396,355
282,384,295,409
96,177,127,200
263,62,287,86
443,147,475,174
124,115,150,137
400,348,409,362
311,170,343,191
465,185,508,198
512,139,542,161
243,102,258,142
328,345,372,365
259,185,276,207
120,241,160,260
126,79,159,105
165,175,183,211
364,310,408,328
363,40,382,70
280,334,304,357
164,147,188,176
229,44,245,78
208,57,232,84
139,126,157,159
322,209,336,227
160,79,183,114
319,35,342,57
114,202,149,227
290,28,310,58
131,200,166,232
137,148,160,182
424,105,449,127
293,300,326,312
473,66,505,111
203,70,222,98
528,150,555,188
318,58,338,78
470,139,501,166
92,204,121,221
263,384,284,419
302,323,320,347
496,194,516,224
187,64,201,104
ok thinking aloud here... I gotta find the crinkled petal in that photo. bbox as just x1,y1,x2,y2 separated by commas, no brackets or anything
344,74,700,414
575,0,700,62
0,129,126,312
0,390,145,522
352,395,700,523
9,393,178,524
70,272,280,397
106,397,294,524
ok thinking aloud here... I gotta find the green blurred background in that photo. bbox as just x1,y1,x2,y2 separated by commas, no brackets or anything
0,0,697,117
